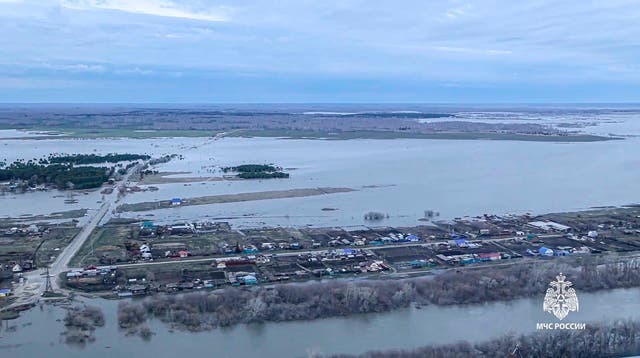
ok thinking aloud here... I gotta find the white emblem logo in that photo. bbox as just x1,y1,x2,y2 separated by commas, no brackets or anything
543,273,579,320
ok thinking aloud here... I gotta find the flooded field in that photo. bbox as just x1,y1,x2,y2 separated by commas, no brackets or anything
121,136,640,228
2,132,640,228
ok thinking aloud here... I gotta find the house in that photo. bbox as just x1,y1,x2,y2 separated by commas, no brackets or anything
478,252,502,261
455,239,468,248
0,288,10,298
12,264,22,273
436,254,453,262
171,198,182,206
178,250,189,258
342,248,357,255
129,284,148,296
539,247,554,256
406,234,420,242
242,275,258,285
170,223,195,234
528,221,571,232
478,253,501,261
243,244,259,254
460,256,478,265
66,271,83,279
117,291,133,298
139,221,156,236
260,242,275,250
571,246,591,254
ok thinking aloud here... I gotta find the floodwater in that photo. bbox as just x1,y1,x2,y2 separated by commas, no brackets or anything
117,136,640,228
2,109,640,356
0,137,204,218
2,287,640,357
2,128,640,227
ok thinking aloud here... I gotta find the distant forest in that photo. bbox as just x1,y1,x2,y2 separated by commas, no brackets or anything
0,107,566,136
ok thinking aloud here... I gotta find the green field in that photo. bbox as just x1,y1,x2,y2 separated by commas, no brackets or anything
0,126,618,142
116,187,355,213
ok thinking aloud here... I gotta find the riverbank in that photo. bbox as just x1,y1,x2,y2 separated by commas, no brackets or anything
6,276,640,357
113,254,640,334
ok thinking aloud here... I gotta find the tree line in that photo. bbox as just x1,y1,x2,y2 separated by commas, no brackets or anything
222,164,280,173
116,256,640,333
46,153,150,165
0,162,113,189
221,163,289,179
330,319,640,358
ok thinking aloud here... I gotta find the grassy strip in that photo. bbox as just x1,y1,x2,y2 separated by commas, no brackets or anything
116,187,356,212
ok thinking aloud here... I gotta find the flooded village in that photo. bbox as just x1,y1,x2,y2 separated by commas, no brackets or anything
1,108,640,357
5,0,640,354
4,202,640,302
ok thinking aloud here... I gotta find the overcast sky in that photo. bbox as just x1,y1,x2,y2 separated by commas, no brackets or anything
1,0,639,103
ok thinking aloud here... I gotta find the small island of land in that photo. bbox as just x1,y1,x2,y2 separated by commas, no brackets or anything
222,164,290,179
116,187,355,212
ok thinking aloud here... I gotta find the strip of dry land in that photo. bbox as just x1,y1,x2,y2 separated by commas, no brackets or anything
139,172,227,185
116,187,356,212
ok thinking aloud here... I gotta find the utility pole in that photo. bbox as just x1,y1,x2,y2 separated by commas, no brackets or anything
44,266,53,295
